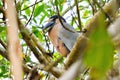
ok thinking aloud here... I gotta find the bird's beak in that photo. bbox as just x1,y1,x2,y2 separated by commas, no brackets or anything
43,21,55,33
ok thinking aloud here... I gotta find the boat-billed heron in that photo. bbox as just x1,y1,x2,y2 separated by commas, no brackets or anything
43,15,79,57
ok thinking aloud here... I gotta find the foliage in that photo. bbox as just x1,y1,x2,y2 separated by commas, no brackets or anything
84,14,114,79
0,55,10,78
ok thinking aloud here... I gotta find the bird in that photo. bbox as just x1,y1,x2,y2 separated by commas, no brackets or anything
43,15,79,57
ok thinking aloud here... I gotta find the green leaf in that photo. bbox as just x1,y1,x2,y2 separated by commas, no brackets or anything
39,15,46,24
0,27,6,41
0,55,3,60
82,10,91,19
17,1,22,11
0,1,2,6
33,18,37,23
24,5,31,16
32,26,44,42
22,14,28,20
84,14,114,78
43,10,48,16
59,4,63,12
0,27,5,33
34,3,44,17
0,59,10,78
25,56,31,63
54,0,63,12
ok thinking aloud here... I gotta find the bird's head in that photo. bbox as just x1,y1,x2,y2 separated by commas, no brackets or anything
43,15,66,33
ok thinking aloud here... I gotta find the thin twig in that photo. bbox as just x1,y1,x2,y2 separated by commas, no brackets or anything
44,56,63,71
88,0,96,15
93,0,112,22
62,2,76,16
27,66,40,80
55,0,76,33
71,14,79,28
0,47,8,60
0,21,6,23
67,1,79,28
43,29,53,55
21,0,43,11
25,0,37,27
0,7,6,21
0,38,7,49
75,0,82,31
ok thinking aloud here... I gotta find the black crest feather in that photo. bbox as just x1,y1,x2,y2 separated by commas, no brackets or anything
50,15,66,22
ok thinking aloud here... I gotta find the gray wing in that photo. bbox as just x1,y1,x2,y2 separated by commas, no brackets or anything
58,22,79,51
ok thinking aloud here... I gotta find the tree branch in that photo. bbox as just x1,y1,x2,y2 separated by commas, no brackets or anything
5,0,23,79
18,19,48,64
25,0,37,27
74,0,82,31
